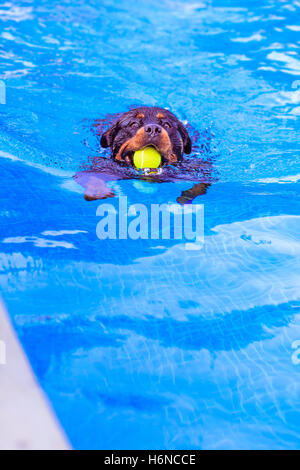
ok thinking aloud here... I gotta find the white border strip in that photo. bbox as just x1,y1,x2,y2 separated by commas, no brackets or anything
0,299,70,450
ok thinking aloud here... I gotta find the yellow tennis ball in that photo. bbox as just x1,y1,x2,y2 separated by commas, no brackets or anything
133,146,161,169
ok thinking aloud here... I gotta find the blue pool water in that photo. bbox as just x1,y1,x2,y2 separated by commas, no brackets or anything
1,0,300,450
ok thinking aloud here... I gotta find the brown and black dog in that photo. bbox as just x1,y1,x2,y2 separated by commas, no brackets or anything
100,106,192,165
74,106,212,204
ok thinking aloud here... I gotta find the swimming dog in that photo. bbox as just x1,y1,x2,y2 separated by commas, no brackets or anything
74,106,212,204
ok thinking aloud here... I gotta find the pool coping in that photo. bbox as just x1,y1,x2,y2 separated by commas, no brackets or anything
0,299,71,450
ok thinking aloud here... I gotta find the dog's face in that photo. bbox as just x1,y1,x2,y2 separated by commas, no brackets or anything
100,106,192,165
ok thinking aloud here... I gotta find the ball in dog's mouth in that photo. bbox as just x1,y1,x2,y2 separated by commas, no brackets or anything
133,146,162,169
120,146,169,167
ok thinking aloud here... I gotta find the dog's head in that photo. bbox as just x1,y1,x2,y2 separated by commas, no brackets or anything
100,106,192,165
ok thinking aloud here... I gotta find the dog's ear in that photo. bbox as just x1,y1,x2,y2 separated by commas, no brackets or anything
100,120,119,148
177,121,192,154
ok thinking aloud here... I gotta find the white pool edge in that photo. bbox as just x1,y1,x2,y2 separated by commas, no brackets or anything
0,299,71,450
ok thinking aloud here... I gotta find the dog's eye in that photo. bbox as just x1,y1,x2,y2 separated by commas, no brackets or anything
163,122,171,129
129,121,139,128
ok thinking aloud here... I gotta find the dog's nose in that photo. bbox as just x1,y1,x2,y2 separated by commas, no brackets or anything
144,124,162,136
